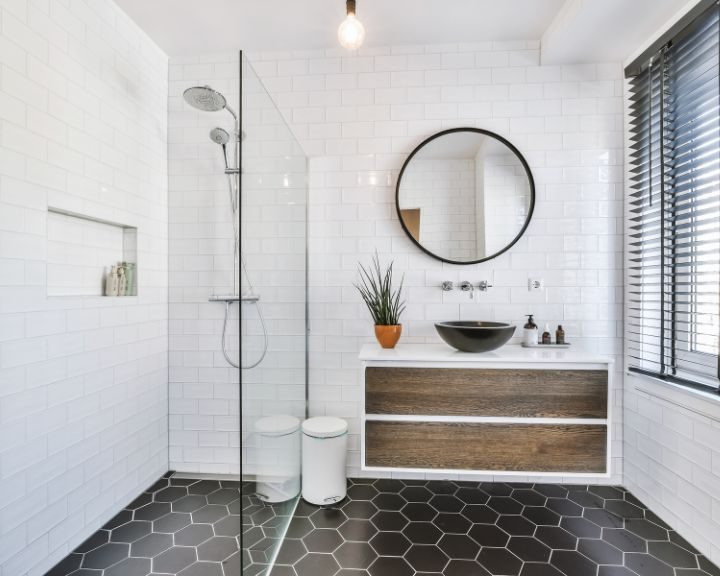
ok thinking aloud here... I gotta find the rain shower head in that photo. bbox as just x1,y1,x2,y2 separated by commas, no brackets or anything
184,85,226,112
210,127,230,145
184,85,238,121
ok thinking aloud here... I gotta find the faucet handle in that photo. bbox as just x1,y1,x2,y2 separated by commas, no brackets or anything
478,281,493,291
441,281,454,292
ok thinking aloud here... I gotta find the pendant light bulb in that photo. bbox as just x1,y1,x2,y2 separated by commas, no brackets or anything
338,0,365,50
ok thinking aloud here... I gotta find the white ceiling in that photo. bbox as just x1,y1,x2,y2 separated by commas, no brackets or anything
115,0,694,63
115,0,565,56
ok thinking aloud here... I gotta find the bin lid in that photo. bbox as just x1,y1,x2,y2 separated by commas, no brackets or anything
302,416,348,438
255,415,300,437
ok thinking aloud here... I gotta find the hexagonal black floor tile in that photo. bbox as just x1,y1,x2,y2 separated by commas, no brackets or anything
437,534,480,560
402,502,438,522
508,537,552,562
462,504,499,524
647,541,699,568
104,557,151,576
310,507,347,529
173,495,208,513
373,479,405,493
294,552,340,576
560,516,601,538
498,515,536,536
602,527,647,553
469,524,510,547
135,503,171,522
551,550,599,575
433,512,471,534
347,484,379,501
131,532,174,557
400,486,433,502
405,544,450,573
368,556,413,576
625,553,675,576
523,506,560,526
188,481,221,495
369,532,411,556
444,559,492,576
152,546,197,573
339,519,378,542
174,524,215,547
578,537,623,565
625,518,669,541
274,538,306,565
154,513,192,533
403,521,443,544
511,490,546,507
155,487,188,502
178,562,224,576
519,563,565,576
303,528,344,553
197,537,238,562
429,495,464,513
535,526,577,550
372,493,406,511
74,531,109,553
192,505,229,524
478,547,522,575
285,516,314,539
343,500,379,520
82,543,130,569
334,541,377,569
456,487,489,505
371,510,408,531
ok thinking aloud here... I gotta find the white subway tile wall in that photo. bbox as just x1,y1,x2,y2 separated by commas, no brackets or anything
624,376,720,564
0,1,169,574
245,43,625,484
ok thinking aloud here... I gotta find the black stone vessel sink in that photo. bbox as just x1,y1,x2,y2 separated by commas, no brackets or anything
435,321,516,353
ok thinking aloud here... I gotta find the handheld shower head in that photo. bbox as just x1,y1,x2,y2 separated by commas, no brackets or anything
210,127,230,145
183,85,238,122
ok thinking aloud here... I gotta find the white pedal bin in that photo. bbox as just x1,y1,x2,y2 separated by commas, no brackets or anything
254,415,301,503
301,417,348,506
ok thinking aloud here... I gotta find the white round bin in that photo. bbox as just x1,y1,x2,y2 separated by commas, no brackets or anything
302,416,348,506
254,415,301,503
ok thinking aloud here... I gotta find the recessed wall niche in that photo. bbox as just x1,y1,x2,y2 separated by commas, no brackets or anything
47,208,138,297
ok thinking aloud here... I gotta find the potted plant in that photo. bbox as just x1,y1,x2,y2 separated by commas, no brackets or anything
354,253,406,349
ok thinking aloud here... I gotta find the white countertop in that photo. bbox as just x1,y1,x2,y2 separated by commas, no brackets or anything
359,343,613,365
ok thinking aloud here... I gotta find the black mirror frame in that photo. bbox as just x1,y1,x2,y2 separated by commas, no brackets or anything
395,127,535,265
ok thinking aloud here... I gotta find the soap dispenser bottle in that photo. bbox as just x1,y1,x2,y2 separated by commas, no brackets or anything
523,315,538,347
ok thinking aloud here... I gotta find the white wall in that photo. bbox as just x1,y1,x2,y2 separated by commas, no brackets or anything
247,41,625,484
0,1,169,574
167,53,241,475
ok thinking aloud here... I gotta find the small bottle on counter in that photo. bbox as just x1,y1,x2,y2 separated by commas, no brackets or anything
117,264,127,296
556,325,565,345
542,323,552,345
523,315,539,347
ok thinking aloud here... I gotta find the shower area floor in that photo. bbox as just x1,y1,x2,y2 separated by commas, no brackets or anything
45,472,240,576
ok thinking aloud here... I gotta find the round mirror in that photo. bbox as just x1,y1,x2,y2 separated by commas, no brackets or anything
396,128,535,264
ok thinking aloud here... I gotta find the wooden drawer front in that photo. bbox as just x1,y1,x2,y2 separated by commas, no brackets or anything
365,367,607,418
365,421,607,473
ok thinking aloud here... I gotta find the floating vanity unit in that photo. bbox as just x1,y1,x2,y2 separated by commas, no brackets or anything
359,344,613,477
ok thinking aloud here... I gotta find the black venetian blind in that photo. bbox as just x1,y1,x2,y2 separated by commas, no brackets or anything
627,2,720,389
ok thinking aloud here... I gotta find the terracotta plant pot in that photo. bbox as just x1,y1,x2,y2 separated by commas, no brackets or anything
375,325,402,349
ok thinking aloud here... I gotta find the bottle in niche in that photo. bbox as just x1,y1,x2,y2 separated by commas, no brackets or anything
117,264,126,296
105,266,119,297
542,323,551,345
556,324,565,345
523,315,539,347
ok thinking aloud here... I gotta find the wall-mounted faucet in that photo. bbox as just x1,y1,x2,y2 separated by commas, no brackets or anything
441,280,492,298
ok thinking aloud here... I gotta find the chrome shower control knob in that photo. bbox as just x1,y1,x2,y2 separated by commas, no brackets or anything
441,281,454,291
478,281,493,291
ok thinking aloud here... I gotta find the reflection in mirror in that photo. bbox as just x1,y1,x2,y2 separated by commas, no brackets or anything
397,129,534,264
